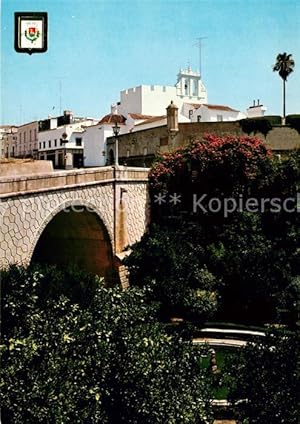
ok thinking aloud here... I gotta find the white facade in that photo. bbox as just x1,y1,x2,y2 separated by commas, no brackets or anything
83,116,129,167
0,128,7,158
246,102,267,118
0,126,18,158
190,104,246,122
119,68,207,119
132,117,167,132
38,119,96,169
83,124,115,167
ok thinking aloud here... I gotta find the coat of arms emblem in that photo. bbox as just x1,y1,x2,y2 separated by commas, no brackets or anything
25,26,40,43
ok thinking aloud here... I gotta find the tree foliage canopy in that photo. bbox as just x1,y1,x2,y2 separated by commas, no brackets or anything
127,136,300,325
0,265,213,424
273,52,295,81
225,330,299,424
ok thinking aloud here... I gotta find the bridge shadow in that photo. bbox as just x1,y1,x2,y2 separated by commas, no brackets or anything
31,206,116,283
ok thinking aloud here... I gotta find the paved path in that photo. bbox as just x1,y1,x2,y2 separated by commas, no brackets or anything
193,337,247,347
193,326,266,347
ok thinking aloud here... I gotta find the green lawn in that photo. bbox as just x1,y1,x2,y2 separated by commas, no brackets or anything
199,346,239,400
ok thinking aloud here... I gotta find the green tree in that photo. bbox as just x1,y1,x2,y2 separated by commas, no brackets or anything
0,265,213,424
126,224,219,322
273,52,295,119
225,330,299,423
130,137,300,325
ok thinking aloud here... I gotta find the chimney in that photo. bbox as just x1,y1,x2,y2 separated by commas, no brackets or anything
111,104,118,114
253,100,256,106
166,101,178,133
63,110,73,124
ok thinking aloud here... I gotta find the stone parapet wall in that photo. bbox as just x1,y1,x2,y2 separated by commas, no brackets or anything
264,126,300,151
0,167,114,196
0,166,149,197
107,121,300,167
0,160,53,177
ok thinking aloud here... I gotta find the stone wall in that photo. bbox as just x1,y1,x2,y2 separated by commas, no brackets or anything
107,122,300,167
0,159,53,177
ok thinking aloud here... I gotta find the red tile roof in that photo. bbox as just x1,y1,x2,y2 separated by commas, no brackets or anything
186,103,201,109
135,115,166,127
202,104,238,112
98,113,126,125
128,113,156,120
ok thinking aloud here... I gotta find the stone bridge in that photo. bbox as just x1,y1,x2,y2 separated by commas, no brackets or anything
0,166,150,285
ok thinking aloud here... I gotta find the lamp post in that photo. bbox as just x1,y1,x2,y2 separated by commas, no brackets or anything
112,121,120,166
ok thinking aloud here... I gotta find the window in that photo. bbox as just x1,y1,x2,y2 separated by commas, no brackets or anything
160,137,168,146
39,142,41,149
23,132,26,142
143,147,147,156
189,110,193,119
217,115,223,122
49,140,51,148
29,130,32,141
127,149,130,157
54,139,57,147
34,129,37,140
60,139,64,146
75,137,82,146
193,79,198,96
184,79,189,95
43,141,45,149
197,115,202,122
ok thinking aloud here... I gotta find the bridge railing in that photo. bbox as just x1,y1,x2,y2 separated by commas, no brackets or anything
0,166,149,197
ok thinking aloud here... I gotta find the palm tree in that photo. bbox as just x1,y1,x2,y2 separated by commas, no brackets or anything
273,52,295,120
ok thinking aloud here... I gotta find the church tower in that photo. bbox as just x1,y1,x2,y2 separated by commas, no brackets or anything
175,66,207,103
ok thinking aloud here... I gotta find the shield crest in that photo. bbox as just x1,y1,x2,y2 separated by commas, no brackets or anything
25,26,40,43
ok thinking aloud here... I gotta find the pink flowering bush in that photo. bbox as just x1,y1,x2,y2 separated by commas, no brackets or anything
149,134,272,207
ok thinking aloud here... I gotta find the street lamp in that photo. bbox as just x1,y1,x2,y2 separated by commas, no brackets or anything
112,121,120,166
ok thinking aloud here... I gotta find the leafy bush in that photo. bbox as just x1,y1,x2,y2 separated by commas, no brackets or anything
0,265,213,423
125,224,219,322
225,330,299,423
239,116,281,136
286,114,300,133
149,134,273,218
1,264,101,339
129,138,300,325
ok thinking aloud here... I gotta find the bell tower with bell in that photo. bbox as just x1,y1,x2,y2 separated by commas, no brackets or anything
175,66,207,103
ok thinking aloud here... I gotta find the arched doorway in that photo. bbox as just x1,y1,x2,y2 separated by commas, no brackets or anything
31,206,114,281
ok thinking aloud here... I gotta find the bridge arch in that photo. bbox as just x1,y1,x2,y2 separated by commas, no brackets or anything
30,200,115,281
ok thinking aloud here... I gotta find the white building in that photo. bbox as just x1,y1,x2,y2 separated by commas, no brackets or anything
190,104,246,122
83,110,127,167
83,68,268,167
83,69,205,167
246,100,267,118
0,126,18,159
118,67,207,119
38,111,97,169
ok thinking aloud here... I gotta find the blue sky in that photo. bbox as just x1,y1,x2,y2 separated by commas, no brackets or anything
1,0,300,125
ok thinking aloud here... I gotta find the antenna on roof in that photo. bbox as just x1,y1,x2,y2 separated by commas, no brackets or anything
54,76,66,115
194,36,207,77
